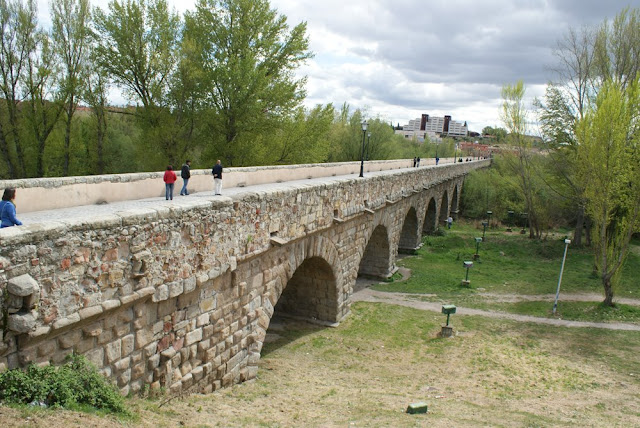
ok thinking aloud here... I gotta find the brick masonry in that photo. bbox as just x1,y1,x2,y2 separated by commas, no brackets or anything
0,160,489,395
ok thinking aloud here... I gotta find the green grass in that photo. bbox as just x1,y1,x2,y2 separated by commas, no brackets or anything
372,221,640,322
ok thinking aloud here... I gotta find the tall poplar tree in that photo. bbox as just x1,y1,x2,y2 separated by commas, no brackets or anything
184,0,312,166
576,78,640,307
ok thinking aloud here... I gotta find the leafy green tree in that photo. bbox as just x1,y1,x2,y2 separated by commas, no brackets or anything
268,104,335,165
93,0,184,166
576,78,640,307
0,0,39,178
184,0,312,166
51,0,91,175
501,80,542,238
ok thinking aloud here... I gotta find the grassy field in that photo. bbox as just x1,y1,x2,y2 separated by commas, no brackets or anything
373,221,640,322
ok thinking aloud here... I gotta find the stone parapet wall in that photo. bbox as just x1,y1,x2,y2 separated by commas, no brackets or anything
0,159,427,214
0,160,489,395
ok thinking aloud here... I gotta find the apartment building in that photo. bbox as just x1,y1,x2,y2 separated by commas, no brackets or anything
395,114,468,141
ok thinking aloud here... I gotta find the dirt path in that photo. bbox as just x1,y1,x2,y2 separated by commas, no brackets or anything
351,288,640,331
352,267,640,331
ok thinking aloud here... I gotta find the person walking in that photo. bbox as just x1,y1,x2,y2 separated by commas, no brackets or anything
0,188,23,228
447,216,453,229
163,165,177,200
212,159,223,195
416,157,421,167
180,160,191,195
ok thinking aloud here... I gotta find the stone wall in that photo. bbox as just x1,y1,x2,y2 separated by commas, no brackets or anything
0,160,489,395
0,159,430,214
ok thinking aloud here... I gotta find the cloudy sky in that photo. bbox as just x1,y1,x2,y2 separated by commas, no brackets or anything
37,0,635,132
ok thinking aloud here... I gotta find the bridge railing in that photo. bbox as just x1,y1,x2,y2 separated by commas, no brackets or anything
0,158,454,214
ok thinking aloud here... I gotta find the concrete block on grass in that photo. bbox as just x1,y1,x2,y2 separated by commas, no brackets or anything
406,402,428,414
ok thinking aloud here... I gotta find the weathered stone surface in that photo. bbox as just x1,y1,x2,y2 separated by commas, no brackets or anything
8,312,36,333
0,161,485,398
7,274,39,297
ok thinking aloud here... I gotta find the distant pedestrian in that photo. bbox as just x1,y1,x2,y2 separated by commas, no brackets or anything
447,216,453,229
180,160,191,196
163,165,177,200
413,157,417,167
0,188,23,228
212,159,223,195
435,156,440,165
416,157,421,167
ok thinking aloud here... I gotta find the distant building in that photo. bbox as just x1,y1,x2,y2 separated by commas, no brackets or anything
395,114,468,141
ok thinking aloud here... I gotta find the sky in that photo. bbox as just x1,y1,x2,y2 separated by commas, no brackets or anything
37,0,635,133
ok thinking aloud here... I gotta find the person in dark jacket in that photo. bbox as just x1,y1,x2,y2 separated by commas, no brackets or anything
180,160,191,196
212,160,223,195
0,188,23,228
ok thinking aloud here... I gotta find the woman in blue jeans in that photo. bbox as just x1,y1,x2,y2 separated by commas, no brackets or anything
0,188,23,228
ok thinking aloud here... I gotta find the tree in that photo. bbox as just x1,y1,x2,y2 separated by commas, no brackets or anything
184,0,312,166
0,0,39,178
576,78,640,307
501,80,542,238
51,0,91,175
93,0,184,165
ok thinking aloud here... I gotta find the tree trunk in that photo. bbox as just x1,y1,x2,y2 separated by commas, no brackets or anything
573,205,584,246
603,275,615,307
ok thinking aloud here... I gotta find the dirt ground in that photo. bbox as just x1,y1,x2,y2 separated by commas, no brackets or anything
2,271,639,427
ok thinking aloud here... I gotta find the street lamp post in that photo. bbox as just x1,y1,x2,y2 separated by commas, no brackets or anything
552,239,571,315
474,237,482,260
482,221,488,241
366,132,371,161
359,121,368,177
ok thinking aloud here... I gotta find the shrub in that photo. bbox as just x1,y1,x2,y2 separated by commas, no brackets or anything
0,354,128,415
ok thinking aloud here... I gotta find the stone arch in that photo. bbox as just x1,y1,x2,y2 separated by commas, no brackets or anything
273,256,338,322
423,197,437,234
451,185,459,218
358,224,392,280
398,206,420,253
269,235,343,323
438,190,450,227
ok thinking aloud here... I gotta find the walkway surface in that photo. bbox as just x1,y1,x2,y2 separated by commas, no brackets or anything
352,287,640,331
16,168,408,226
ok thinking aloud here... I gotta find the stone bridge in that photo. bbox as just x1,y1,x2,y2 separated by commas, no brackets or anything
0,159,489,395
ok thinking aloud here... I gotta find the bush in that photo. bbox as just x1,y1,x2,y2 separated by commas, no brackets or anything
0,354,128,415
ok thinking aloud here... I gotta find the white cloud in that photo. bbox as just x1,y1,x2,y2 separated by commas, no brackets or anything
36,0,633,132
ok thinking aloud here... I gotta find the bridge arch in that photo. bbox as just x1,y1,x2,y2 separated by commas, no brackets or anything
423,197,437,234
398,206,420,253
358,224,392,280
438,190,450,227
451,185,459,217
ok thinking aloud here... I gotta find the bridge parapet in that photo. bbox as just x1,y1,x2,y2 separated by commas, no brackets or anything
0,160,489,393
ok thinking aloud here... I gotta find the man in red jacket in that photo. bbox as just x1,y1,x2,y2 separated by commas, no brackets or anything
163,165,177,200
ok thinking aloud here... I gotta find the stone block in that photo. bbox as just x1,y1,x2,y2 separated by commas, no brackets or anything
183,276,196,294
84,347,104,367
8,312,36,333
122,334,135,356
114,356,131,371
37,340,58,357
105,339,122,364
136,329,155,350
185,328,203,346
153,284,169,302
169,281,184,299
7,274,39,297
58,329,83,349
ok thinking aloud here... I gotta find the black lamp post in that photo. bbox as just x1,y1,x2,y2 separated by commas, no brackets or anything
359,120,368,177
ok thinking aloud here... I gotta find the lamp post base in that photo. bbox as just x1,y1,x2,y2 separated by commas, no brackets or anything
440,325,454,338
461,279,471,287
